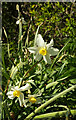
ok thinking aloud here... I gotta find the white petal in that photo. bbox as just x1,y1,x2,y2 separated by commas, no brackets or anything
28,94,39,98
7,91,13,96
28,94,40,98
34,53,42,61
14,86,19,90
19,83,31,91
43,54,51,64
36,34,45,47
18,92,26,107
8,95,15,99
35,98,42,104
11,87,15,91
16,20,20,24
28,47,37,53
48,47,59,56
7,91,14,99
11,86,20,91
28,95,34,98
46,39,54,48
23,103,27,108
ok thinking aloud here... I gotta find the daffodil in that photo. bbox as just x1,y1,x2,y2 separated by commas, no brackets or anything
28,94,41,104
7,83,31,107
28,34,59,64
24,94,41,106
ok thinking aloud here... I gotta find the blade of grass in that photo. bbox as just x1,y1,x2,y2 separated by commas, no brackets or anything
3,101,12,120
2,27,10,58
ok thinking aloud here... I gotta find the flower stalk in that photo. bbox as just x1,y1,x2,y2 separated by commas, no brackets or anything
23,58,42,78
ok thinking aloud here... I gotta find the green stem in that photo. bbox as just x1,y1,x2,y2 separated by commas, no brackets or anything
23,59,42,78
25,85,76,120
33,109,76,120
19,59,42,87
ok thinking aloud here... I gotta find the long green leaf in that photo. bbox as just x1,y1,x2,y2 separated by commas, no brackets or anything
33,109,76,120
10,62,25,79
50,38,71,69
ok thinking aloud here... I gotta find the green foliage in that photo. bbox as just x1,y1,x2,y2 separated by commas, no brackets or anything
2,2,76,120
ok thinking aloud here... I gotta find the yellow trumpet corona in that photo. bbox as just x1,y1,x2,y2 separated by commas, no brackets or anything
39,48,47,56
13,90,21,97
29,97,36,103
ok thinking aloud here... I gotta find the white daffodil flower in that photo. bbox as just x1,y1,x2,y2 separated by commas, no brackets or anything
7,83,31,107
28,34,59,64
28,94,41,104
25,94,41,106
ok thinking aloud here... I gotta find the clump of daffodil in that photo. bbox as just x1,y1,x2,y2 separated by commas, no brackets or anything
7,83,31,107
28,34,59,64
